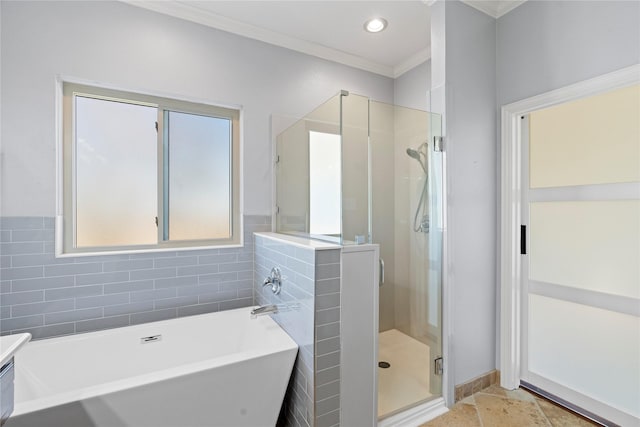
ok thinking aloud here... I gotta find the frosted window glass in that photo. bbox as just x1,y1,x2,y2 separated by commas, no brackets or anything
309,131,341,235
167,111,231,240
530,200,640,299
529,84,640,188
75,96,157,247
529,295,640,417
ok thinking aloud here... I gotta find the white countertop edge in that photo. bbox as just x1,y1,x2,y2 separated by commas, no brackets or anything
0,333,32,367
341,243,379,253
254,232,342,250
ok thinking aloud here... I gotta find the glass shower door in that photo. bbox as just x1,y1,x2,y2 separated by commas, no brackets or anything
427,112,444,399
368,100,444,419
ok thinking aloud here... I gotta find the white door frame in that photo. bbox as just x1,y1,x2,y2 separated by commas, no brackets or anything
498,63,640,390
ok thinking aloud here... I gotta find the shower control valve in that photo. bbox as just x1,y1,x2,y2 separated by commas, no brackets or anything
262,267,282,295
420,215,430,234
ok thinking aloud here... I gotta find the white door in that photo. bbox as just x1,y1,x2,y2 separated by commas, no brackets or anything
520,84,640,427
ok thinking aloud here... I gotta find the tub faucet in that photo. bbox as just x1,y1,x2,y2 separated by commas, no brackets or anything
250,304,278,319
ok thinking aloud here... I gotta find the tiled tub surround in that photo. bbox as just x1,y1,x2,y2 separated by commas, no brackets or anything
0,215,270,339
254,232,342,427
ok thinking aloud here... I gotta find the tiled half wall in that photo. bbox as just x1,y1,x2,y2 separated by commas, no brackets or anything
0,215,270,339
254,233,341,427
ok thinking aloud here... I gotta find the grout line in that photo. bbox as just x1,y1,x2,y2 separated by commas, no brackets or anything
473,398,485,427
533,396,555,427
474,389,519,401
462,394,476,406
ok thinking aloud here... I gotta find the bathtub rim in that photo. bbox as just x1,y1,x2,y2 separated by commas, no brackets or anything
12,307,298,417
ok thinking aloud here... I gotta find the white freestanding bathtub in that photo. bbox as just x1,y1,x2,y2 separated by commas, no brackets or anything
7,307,298,427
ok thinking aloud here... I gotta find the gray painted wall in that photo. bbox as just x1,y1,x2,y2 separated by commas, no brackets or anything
430,0,497,391
393,60,432,111
0,0,394,217
497,0,640,106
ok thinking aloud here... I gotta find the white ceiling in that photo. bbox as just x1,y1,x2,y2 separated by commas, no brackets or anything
124,1,526,79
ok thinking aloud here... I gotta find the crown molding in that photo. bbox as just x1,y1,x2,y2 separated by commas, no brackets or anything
121,0,402,78
393,47,431,78
496,0,527,17
460,1,527,18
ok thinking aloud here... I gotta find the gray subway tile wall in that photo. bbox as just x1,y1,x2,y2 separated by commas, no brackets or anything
254,233,341,427
313,249,341,427
0,215,270,339
255,233,316,427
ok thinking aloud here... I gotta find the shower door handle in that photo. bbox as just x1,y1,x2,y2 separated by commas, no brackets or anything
379,258,385,287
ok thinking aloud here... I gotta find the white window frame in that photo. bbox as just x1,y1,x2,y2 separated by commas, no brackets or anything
55,78,243,257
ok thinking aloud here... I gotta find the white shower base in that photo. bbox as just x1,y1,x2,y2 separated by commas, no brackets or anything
378,328,433,418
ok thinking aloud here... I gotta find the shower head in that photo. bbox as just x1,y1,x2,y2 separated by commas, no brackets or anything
406,148,421,160
406,143,428,173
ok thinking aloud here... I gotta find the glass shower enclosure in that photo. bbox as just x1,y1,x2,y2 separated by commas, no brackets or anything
273,91,444,419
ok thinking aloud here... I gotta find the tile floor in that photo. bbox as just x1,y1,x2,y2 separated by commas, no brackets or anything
421,384,599,427
378,329,432,418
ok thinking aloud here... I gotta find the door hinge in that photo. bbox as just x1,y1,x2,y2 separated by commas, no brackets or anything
155,121,158,132
155,216,159,227
435,357,444,375
275,155,280,164
520,225,527,255
433,136,444,152
275,206,280,214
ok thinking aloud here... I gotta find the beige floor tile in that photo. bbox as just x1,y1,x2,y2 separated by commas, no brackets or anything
477,384,537,402
420,403,482,427
459,394,476,406
534,397,599,427
427,386,601,427
474,393,551,426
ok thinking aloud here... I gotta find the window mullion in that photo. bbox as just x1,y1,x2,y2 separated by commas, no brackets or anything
156,107,167,244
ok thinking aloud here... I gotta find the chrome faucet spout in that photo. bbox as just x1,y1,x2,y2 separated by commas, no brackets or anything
250,304,278,319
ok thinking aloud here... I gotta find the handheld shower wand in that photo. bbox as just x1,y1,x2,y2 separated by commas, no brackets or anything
406,142,429,233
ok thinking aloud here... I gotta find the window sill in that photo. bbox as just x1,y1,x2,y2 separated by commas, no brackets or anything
54,217,245,258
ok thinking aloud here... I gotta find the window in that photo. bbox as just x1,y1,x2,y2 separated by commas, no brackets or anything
308,131,341,235
60,82,241,254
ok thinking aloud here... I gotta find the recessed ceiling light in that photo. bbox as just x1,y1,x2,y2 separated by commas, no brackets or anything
364,17,387,33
